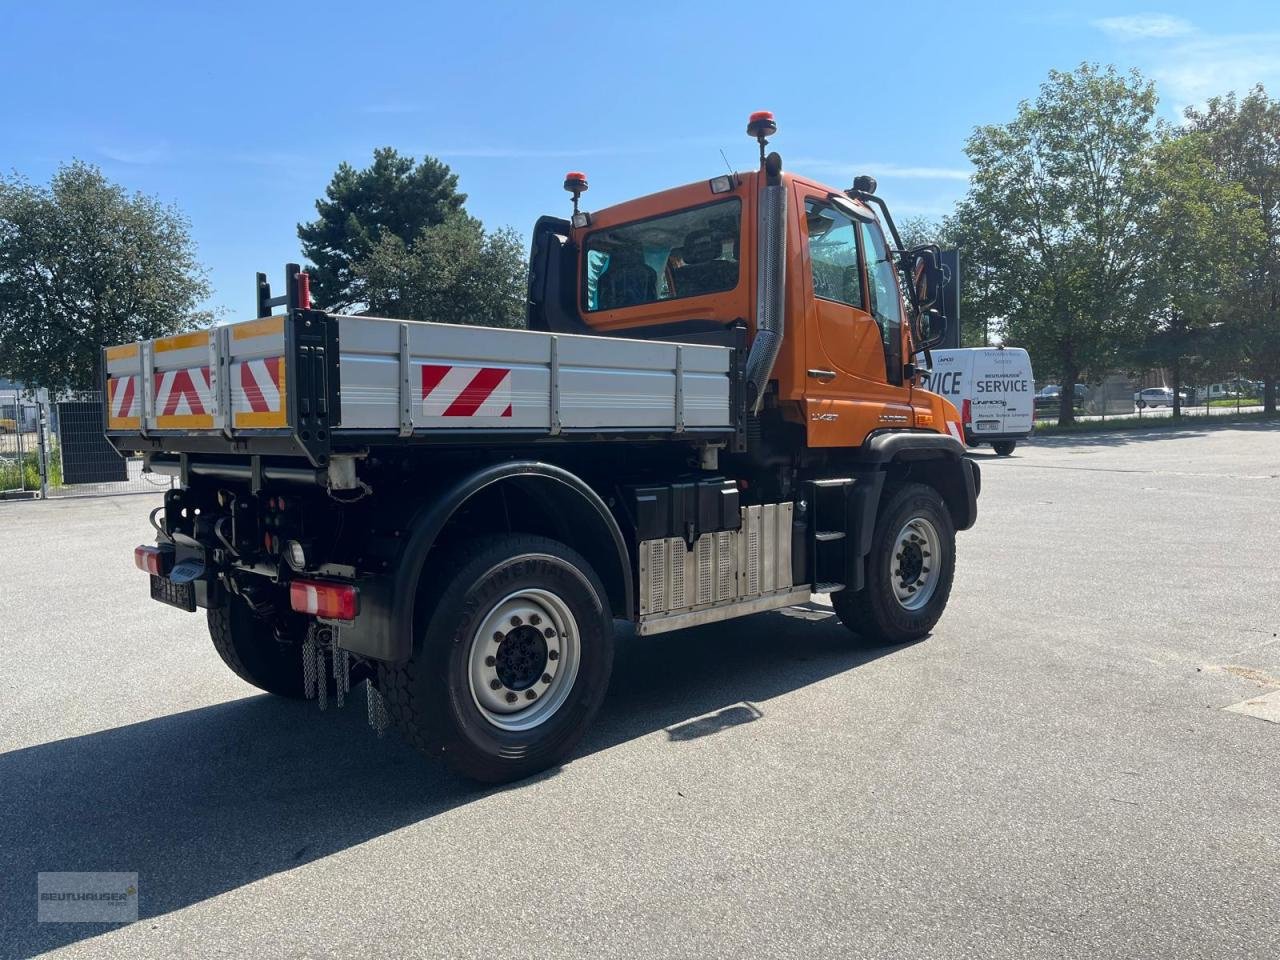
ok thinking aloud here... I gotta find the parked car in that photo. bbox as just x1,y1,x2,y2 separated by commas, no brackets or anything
1134,387,1175,409
1034,384,1086,415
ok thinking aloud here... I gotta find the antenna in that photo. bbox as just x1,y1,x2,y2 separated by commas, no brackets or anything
719,148,735,180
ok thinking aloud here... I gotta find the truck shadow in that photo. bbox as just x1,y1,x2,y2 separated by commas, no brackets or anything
0,601,897,956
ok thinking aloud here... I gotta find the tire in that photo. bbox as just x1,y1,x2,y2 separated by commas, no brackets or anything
830,482,956,647
378,534,615,783
992,440,1016,456
208,594,307,698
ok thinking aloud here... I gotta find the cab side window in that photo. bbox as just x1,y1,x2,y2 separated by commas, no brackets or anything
858,220,903,384
583,199,741,312
805,200,863,309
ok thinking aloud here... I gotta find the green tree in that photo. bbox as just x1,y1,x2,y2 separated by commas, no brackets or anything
960,64,1163,422
298,148,467,311
1139,132,1263,416
356,213,528,328
0,161,211,393
1185,86,1280,414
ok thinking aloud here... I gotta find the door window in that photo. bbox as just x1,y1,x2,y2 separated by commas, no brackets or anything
858,220,904,385
805,200,863,309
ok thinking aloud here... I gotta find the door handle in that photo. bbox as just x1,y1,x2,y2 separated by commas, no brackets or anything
807,369,837,382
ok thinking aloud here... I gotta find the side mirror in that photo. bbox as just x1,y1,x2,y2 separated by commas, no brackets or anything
908,247,943,310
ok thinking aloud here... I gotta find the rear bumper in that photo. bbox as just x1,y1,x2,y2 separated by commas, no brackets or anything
965,429,1030,446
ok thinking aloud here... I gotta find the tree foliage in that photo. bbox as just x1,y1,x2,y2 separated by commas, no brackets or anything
1136,132,1264,414
1185,85,1280,413
298,148,467,311
356,213,528,329
960,64,1163,422
0,161,211,393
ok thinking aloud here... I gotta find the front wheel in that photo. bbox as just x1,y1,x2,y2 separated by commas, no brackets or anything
379,535,614,783
992,440,1017,456
830,483,956,647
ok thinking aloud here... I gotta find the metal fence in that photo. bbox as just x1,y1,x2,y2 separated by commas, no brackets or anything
1032,372,1270,425
0,389,172,499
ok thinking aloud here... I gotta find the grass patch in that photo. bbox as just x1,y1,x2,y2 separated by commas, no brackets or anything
1034,410,1277,436
0,444,61,490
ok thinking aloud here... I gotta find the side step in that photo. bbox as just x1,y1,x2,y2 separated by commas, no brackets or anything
805,478,855,592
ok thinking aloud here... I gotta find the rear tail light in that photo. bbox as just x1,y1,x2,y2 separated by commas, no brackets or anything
289,579,359,621
134,544,173,576
961,398,972,426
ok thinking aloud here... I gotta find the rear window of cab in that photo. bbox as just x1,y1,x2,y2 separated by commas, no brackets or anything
583,199,742,312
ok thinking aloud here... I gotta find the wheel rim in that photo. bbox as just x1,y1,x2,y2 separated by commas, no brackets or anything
467,588,581,732
889,517,942,612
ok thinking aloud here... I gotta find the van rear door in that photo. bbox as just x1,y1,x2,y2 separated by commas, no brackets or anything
971,348,1033,437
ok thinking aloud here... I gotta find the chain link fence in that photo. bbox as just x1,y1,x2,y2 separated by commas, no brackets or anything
0,388,171,499
1032,372,1269,425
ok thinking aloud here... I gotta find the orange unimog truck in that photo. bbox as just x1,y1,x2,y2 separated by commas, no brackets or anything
107,112,978,782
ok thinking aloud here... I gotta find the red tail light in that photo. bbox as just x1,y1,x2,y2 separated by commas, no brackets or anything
134,544,172,576
289,579,359,621
961,398,972,426
296,271,311,310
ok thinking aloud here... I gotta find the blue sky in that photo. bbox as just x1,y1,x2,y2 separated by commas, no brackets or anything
2,1,1276,320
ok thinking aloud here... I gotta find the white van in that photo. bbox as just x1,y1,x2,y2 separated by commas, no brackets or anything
920,347,1034,455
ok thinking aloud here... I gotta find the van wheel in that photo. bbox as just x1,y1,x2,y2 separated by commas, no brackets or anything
378,535,614,784
992,440,1016,456
830,483,956,646
208,594,307,698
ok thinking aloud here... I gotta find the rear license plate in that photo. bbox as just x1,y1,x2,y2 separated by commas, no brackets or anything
150,575,195,612
976,420,1000,431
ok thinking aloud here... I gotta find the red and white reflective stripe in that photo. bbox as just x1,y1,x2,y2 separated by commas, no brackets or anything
238,357,282,413
154,366,213,416
946,421,964,442
420,364,513,418
289,579,359,620
111,376,140,419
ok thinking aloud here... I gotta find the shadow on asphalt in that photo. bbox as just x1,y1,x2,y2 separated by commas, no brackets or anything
0,601,896,955
1024,418,1280,449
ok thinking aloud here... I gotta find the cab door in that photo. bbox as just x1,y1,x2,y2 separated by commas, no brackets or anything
797,189,914,447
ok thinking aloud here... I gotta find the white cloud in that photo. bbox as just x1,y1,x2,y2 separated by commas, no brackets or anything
97,143,171,165
791,158,971,182
1154,33,1280,109
1090,15,1280,111
1092,14,1195,39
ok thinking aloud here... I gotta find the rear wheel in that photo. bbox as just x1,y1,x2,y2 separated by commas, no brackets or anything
208,594,307,698
830,483,956,647
992,440,1016,456
378,534,614,783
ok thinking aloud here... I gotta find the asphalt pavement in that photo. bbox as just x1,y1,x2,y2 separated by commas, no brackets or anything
1,421,1277,959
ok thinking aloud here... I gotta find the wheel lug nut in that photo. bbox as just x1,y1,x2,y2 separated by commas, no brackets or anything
493,631,504,642
525,689,537,700
510,615,523,627
543,627,555,638
542,673,552,684
485,655,496,667
505,691,518,703
489,679,502,690
548,649,559,661
529,613,541,625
